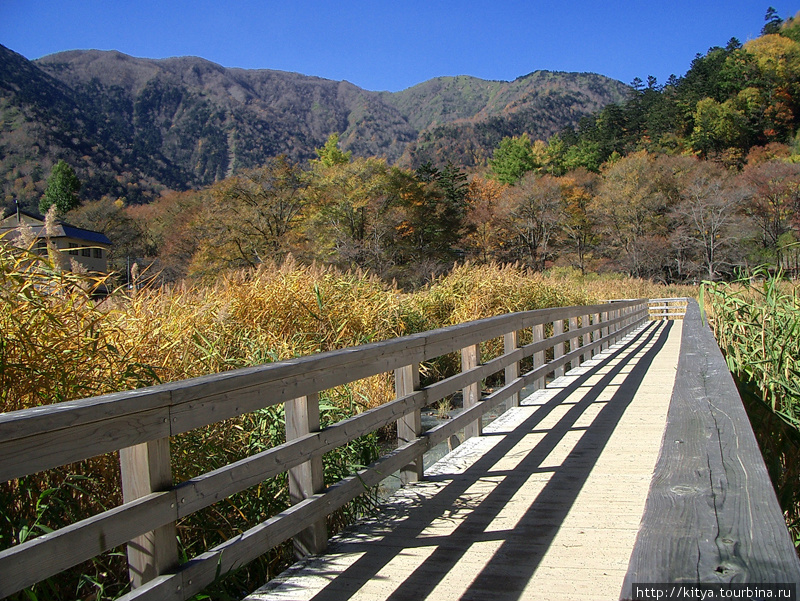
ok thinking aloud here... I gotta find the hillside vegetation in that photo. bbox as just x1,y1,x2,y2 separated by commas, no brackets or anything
5,11,800,289
5,8,800,598
0,44,626,210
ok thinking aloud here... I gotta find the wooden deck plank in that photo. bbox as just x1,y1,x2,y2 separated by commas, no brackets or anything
247,320,684,601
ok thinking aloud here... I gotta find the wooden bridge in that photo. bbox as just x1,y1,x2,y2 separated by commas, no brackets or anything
1,298,799,600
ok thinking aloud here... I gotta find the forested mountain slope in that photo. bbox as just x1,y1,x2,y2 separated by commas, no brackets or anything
0,44,628,210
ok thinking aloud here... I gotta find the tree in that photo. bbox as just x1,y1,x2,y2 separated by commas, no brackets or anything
544,133,569,175
305,157,397,272
562,140,603,173
189,156,307,276
671,162,748,280
762,7,784,35
559,169,600,274
742,160,800,261
395,162,469,265
506,173,562,270
462,176,510,263
591,151,676,279
689,97,748,157
312,133,352,167
488,134,539,184
127,189,207,282
39,160,81,215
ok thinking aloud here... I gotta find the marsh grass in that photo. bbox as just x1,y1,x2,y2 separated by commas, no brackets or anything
0,245,694,599
701,271,800,427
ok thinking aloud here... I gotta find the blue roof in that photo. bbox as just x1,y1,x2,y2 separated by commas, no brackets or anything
1,210,112,246
60,225,112,245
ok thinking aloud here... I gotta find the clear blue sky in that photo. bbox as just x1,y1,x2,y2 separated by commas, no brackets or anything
1,1,796,92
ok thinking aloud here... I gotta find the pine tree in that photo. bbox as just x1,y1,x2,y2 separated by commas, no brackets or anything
312,133,352,167
39,160,81,215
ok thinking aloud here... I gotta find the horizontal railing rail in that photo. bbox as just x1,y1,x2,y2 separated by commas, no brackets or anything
0,299,650,600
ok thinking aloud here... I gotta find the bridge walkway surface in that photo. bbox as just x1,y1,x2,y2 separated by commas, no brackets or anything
247,318,683,601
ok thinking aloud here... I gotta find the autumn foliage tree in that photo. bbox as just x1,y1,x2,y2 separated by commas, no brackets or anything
671,161,749,280
558,169,600,274
591,152,676,279
189,156,307,277
504,173,563,270
304,157,398,272
462,176,510,263
742,160,800,262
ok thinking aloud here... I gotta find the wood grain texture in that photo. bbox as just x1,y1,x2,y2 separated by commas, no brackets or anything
396,364,423,484
569,316,580,370
533,323,546,390
0,491,176,598
553,319,566,378
286,394,327,557
0,407,171,483
504,331,520,409
120,438,178,588
461,344,481,439
620,301,800,599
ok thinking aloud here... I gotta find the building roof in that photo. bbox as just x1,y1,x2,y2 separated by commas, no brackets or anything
1,210,111,246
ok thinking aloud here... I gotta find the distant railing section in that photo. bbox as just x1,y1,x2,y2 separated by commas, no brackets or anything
0,299,651,601
608,297,688,321
648,297,688,320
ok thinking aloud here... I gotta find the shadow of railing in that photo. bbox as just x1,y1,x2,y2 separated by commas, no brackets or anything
259,321,672,600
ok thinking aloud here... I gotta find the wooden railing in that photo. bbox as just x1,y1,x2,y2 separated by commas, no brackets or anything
647,297,688,320
0,299,648,600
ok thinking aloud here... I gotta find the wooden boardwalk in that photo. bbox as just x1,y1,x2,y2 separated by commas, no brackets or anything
247,319,684,601
4,299,797,600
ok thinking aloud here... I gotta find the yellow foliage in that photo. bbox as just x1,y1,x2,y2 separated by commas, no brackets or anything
745,34,800,83
3,253,695,415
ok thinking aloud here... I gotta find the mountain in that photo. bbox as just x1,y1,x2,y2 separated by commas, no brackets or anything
0,44,629,210
386,71,629,167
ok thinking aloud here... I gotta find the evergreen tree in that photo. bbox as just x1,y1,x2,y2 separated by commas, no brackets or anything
312,133,352,167
762,7,783,35
39,160,81,215
488,134,538,184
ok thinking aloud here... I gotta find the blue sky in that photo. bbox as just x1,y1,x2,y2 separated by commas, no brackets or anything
1,1,797,92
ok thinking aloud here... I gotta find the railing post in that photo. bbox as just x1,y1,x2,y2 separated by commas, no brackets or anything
395,363,423,484
592,312,600,356
533,323,545,390
601,308,610,350
569,316,580,370
462,344,481,439
504,330,520,409
553,319,565,378
582,314,591,362
286,393,327,557
120,438,178,589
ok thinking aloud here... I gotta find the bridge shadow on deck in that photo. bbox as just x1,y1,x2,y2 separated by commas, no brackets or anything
256,321,673,601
